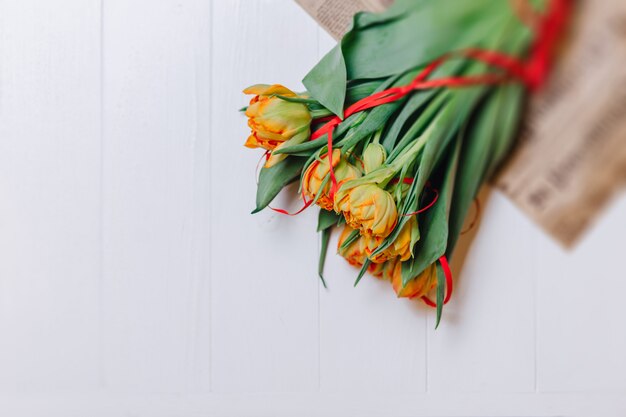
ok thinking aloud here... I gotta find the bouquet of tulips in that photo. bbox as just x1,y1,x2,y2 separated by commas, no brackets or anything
242,0,570,324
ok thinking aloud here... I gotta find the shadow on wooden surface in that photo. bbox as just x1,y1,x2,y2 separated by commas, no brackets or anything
449,186,493,287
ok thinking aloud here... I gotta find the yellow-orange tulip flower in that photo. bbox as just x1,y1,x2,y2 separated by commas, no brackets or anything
243,84,312,167
302,150,361,211
386,260,437,299
337,226,386,279
366,217,418,263
337,226,368,267
368,262,385,279
334,184,398,238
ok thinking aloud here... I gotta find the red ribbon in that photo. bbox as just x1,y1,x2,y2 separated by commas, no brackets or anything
260,150,314,216
407,188,439,217
420,255,454,308
270,197,313,216
389,178,440,217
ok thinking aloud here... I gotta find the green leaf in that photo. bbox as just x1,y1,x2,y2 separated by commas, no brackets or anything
272,137,326,156
253,156,307,213
318,209,340,232
401,135,461,285
446,19,530,255
339,228,360,253
412,86,485,200
275,95,320,105
303,44,347,118
351,1,411,29
354,259,371,287
301,4,403,118
311,175,331,207
486,86,524,178
434,263,445,329
446,84,524,256
342,0,511,80
318,228,330,289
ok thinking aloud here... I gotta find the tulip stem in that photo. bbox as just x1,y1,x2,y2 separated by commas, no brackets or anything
311,108,335,119
388,127,431,172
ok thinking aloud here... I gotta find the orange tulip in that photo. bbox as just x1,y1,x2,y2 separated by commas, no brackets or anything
302,150,361,211
366,217,418,263
334,184,398,238
368,262,386,279
386,260,437,299
337,226,386,279
337,226,368,267
243,84,312,167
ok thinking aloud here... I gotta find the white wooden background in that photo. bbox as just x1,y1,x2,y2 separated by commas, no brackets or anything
0,1,625,416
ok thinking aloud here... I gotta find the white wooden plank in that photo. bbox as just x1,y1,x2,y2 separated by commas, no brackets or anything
1,391,626,417
537,193,626,392
0,0,102,392
427,190,537,392
315,30,427,394
101,0,211,392
319,231,428,393
210,0,321,392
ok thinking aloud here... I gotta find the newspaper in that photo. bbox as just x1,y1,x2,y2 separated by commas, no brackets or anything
296,0,392,39
295,0,626,247
496,0,626,246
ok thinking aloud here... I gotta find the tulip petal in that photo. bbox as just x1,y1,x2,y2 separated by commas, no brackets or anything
244,135,260,149
243,84,296,97
243,84,272,95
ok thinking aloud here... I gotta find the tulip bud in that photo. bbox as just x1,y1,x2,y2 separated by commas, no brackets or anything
302,150,361,211
243,84,312,167
362,143,387,174
334,184,398,238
